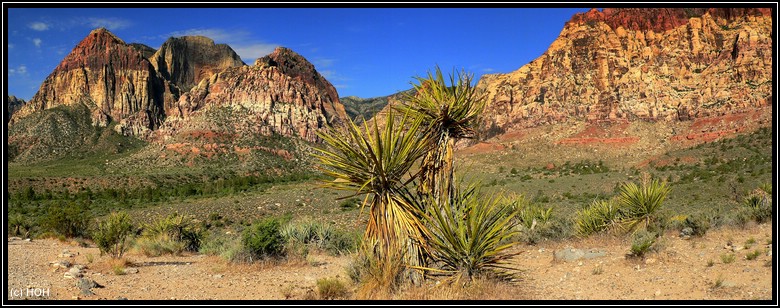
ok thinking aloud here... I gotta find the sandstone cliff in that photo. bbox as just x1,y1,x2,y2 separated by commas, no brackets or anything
150,36,245,93
11,28,173,137
170,47,347,143
477,8,772,137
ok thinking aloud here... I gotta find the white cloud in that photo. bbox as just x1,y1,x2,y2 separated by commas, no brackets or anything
87,18,131,31
482,68,495,73
167,28,279,63
29,22,49,31
312,58,335,69
32,38,42,47
9,65,28,76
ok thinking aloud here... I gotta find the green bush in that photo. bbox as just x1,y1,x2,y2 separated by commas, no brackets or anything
92,211,134,259
629,230,657,258
682,214,710,236
243,218,285,260
42,201,92,238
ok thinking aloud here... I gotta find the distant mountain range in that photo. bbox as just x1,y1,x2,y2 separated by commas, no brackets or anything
7,7,772,164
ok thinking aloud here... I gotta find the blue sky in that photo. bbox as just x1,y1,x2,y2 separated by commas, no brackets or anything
5,7,591,101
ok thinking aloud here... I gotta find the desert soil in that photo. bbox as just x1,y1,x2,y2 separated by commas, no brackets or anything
6,222,774,301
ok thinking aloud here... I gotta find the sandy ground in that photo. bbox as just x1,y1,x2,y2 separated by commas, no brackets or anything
5,222,774,301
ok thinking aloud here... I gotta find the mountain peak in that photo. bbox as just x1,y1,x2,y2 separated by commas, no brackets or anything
86,27,125,44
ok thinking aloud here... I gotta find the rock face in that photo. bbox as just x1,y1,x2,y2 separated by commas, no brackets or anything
129,43,157,59
150,36,245,93
477,8,772,138
173,47,347,142
11,28,173,137
7,95,25,122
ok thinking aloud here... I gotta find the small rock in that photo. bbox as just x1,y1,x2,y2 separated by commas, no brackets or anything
50,260,71,268
680,227,694,237
213,274,224,279
76,278,103,290
645,258,657,265
9,237,22,241
59,252,76,258
24,238,31,242
72,296,80,300
124,268,139,274
117,297,128,300
80,289,95,296
655,290,661,297
64,272,82,279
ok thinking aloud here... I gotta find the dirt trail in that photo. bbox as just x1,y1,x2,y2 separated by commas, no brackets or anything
6,222,774,301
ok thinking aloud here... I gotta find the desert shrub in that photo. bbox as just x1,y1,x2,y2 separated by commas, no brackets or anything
280,219,358,256
682,214,711,236
347,247,406,299
617,178,670,232
135,234,187,257
92,211,135,259
200,231,253,263
745,249,763,261
628,230,658,258
142,213,204,254
42,200,92,238
243,218,285,260
574,198,621,236
316,277,349,300
339,198,360,211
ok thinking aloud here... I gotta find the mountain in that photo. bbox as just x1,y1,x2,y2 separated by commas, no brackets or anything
8,29,347,164
476,8,772,139
150,36,246,93
340,89,414,123
10,28,174,137
7,95,26,122
167,47,347,143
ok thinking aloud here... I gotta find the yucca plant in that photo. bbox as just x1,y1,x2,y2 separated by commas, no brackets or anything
575,198,622,236
416,184,520,284
396,66,487,203
313,110,430,283
743,188,772,223
617,177,671,233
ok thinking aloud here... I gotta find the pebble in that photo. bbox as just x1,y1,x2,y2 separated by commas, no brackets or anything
124,268,139,274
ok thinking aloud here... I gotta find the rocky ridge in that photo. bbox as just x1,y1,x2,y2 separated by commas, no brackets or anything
476,8,772,138
170,47,347,143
